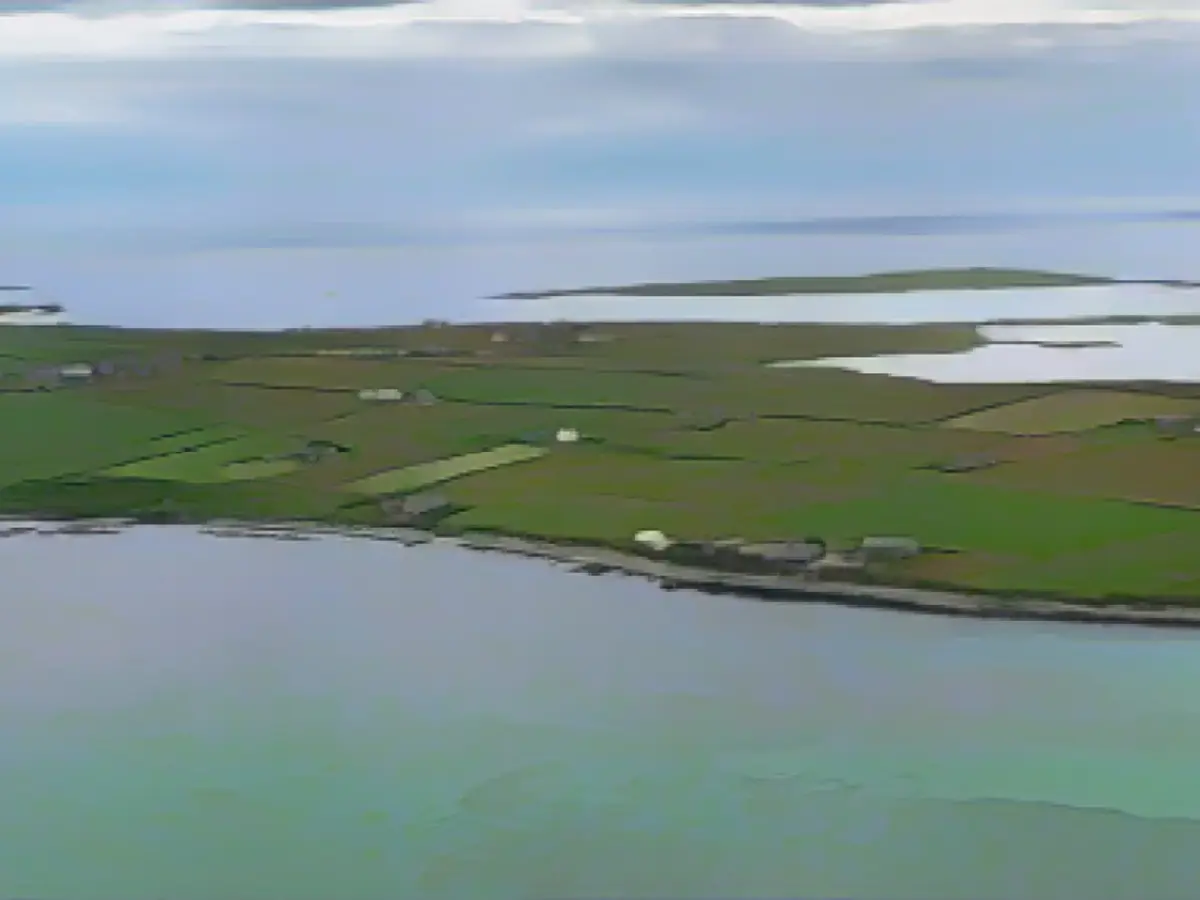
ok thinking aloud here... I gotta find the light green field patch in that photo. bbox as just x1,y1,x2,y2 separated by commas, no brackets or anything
346,444,548,495
143,424,247,456
221,459,304,481
943,390,1200,435
104,434,299,483
0,392,218,487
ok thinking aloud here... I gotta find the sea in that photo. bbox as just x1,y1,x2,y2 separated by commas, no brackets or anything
5,524,1200,900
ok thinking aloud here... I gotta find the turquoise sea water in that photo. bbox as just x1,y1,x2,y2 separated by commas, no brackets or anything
3,525,1200,899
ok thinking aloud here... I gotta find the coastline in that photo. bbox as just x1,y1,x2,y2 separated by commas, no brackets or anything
10,514,1200,629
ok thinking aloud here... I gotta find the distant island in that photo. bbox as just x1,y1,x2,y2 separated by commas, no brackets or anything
0,286,64,316
495,267,1119,300
8,310,1200,627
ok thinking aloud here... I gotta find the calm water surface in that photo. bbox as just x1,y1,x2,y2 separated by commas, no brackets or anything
6,220,1200,329
794,322,1200,382
4,526,1200,900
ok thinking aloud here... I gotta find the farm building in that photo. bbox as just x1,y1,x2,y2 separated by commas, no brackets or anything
555,428,580,443
634,529,672,552
358,388,405,401
857,536,921,562
380,490,452,525
411,345,455,358
577,331,614,344
58,363,94,379
287,440,349,464
409,388,439,406
1153,415,1200,436
935,454,1000,474
490,331,510,343
737,540,826,567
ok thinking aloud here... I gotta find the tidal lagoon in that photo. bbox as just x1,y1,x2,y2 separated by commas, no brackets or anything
5,525,1200,900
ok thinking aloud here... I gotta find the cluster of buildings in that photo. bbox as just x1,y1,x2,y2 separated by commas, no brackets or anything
632,529,921,575
4,352,186,391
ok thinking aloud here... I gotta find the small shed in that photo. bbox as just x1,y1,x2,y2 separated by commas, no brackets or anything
858,536,921,562
290,440,349,463
380,490,451,524
935,454,1000,474
576,330,615,344
738,540,826,567
634,529,672,552
1154,415,1199,436
409,388,439,406
555,428,580,443
58,363,94,379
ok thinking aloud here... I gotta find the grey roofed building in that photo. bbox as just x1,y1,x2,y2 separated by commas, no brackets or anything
737,540,826,565
935,454,1000,474
380,490,451,524
1153,415,1199,435
409,388,438,406
858,536,921,561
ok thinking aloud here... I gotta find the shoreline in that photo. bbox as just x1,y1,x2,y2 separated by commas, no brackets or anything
9,515,1200,629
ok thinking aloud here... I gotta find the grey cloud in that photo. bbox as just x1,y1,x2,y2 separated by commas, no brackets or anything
0,0,419,11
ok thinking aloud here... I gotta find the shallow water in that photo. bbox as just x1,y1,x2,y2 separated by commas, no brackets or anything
6,220,1200,329
5,525,1200,899
490,284,1200,325
790,322,1200,383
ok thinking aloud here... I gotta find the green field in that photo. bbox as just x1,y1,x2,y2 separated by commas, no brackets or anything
496,267,1117,299
346,444,549,495
4,316,1200,603
104,433,301,483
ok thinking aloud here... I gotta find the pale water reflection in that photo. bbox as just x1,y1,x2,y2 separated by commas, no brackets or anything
4,525,1200,899
489,284,1200,325
779,323,1200,383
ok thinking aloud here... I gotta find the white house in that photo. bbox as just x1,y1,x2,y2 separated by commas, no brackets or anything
555,428,580,443
634,529,672,552
58,363,94,379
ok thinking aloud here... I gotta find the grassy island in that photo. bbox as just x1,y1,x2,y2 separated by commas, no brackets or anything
8,311,1200,619
495,267,1118,300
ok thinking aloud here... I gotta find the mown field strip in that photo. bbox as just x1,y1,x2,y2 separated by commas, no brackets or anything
345,444,549,495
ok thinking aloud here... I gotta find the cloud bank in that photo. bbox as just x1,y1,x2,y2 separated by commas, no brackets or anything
2,0,1197,250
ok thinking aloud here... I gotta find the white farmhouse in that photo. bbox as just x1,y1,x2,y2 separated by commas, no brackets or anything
634,529,672,552
555,428,580,443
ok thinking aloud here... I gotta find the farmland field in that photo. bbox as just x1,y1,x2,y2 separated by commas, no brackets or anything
0,392,215,486
942,390,1200,434
5,316,1200,605
104,433,300,483
346,444,549,495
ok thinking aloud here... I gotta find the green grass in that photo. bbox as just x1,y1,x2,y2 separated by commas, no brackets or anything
221,459,304,481
103,433,301,483
0,392,217,487
6,315,1200,602
346,444,549,495
496,268,1115,299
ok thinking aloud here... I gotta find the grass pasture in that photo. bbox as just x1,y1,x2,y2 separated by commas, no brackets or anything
705,368,1042,423
943,390,1200,435
0,392,214,487
615,417,1008,467
345,444,549,496
9,314,1200,603
103,433,301,483
92,374,362,429
961,439,1200,509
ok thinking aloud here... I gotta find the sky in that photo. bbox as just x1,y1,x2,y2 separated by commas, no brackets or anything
1,0,1199,251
